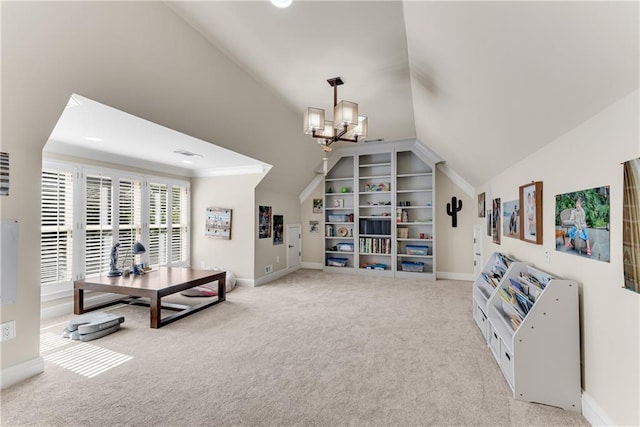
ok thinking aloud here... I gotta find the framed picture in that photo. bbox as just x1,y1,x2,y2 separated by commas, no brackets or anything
478,192,486,217
502,200,519,239
492,198,501,244
205,207,232,240
259,205,272,239
555,185,610,263
486,209,492,237
520,181,543,244
273,215,284,245
313,198,323,213
309,220,319,233
623,158,639,292
333,198,344,208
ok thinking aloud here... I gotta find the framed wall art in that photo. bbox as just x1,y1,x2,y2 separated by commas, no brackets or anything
502,200,519,239
478,192,486,217
556,185,610,262
259,205,272,239
313,198,323,213
492,198,501,244
623,157,640,292
520,181,543,244
205,207,232,240
273,215,284,245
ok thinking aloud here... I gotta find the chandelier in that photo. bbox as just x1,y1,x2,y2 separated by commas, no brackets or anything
303,77,368,153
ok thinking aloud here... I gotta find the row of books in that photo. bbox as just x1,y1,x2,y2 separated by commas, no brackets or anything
480,253,516,289
359,238,391,254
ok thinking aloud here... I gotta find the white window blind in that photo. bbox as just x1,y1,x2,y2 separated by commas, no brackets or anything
171,185,189,263
118,178,142,269
85,174,113,277
149,183,168,266
40,168,74,286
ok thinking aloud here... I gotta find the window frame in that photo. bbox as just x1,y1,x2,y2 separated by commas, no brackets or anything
41,160,190,301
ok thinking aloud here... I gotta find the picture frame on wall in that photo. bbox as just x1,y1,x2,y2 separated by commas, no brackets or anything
478,192,486,217
205,207,232,240
313,198,323,213
520,181,543,244
259,205,272,239
273,215,284,245
492,198,501,244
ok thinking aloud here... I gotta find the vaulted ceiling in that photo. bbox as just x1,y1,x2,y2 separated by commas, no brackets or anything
167,0,639,187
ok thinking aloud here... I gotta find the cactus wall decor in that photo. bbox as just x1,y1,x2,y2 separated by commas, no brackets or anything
447,196,463,227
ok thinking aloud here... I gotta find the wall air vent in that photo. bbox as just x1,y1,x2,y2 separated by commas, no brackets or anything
173,149,203,157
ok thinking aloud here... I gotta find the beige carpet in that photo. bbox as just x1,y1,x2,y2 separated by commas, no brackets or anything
1,269,588,426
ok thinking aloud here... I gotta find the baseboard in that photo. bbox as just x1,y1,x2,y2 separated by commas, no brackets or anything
41,293,129,320
235,278,255,287
301,262,323,270
582,392,616,426
436,271,475,281
1,356,44,389
253,265,300,286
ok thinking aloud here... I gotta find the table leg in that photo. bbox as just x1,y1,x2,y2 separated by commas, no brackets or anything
150,294,162,329
74,288,84,314
218,275,226,302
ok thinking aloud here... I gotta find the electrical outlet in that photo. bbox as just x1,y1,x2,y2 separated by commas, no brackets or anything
265,265,273,274
544,249,551,264
276,256,280,263
1,320,16,341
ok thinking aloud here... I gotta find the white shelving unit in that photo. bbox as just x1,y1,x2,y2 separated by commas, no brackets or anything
472,253,581,412
324,156,356,273
322,146,436,279
358,152,393,276
395,151,435,279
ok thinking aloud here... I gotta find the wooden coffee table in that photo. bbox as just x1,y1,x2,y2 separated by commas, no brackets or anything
74,267,226,328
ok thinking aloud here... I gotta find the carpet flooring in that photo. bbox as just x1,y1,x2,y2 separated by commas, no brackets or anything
0,269,588,426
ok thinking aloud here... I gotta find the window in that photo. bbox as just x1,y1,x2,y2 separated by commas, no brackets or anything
40,161,190,297
85,173,113,277
40,167,74,286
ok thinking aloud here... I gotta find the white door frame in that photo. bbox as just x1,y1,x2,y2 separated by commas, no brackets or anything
286,224,301,269
473,224,483,277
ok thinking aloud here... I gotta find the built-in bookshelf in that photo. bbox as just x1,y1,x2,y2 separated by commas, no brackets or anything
322,145,436,279
358,152,393,274
324,156,356,273
395,151,435,278
472,252,581,412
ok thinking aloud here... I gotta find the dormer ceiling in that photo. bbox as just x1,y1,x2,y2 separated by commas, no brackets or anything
167,1,638,187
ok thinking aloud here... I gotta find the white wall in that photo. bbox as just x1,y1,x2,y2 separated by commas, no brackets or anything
191,174,265,281
254,188,303,280
436,168,475,279
301,183,325,268
476,90,639,426
0,1,316,376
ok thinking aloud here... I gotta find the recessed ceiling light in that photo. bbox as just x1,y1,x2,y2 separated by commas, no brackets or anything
83,136,103,142
182,160,193,164
270,0,292,8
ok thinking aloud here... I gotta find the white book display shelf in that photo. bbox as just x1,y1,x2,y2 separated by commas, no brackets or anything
472,252,581,412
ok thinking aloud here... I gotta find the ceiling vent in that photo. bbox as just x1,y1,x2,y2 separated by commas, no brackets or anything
173,149,203,157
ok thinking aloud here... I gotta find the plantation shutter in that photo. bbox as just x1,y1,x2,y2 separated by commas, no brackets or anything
118,178,143,268
40,168,74,285
149,183,168,266
85,174,113,276
171,185,189,263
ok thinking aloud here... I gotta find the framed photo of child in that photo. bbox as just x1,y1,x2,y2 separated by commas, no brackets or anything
519,181,543,244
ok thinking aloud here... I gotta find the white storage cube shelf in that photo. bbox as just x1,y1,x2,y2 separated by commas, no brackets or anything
472,252,581,413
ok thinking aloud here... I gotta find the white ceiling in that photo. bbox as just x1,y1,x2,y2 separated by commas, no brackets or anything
167,0,639,187
42,2,639,188
45,94,271,177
